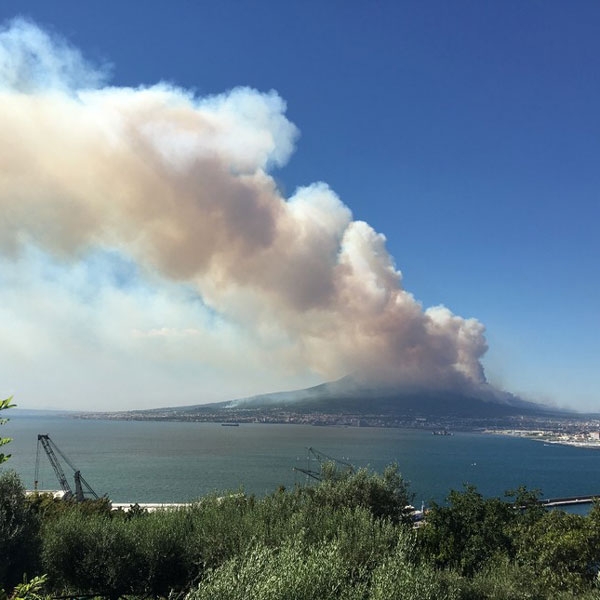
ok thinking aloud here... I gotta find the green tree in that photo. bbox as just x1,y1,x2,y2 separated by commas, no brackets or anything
505,485,546,524
419,484,516,576
42,511,144,599
301,462,414,524
0,399,45,596
369,542,462,600
42,507,198,598
0,397,15,465
0,472,41,591
467,556,546,600
514,509,600,595
185,540,367,600
0,575,51,600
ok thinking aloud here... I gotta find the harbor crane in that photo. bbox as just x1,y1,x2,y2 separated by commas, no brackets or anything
293,446,355,482
34,434,99,501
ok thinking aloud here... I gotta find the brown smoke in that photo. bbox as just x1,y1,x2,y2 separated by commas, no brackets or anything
0,20,489,401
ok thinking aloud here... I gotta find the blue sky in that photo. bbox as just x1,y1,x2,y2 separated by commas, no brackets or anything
0,1,598,411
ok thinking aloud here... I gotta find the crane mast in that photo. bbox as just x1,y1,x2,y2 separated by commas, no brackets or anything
35,434,99,501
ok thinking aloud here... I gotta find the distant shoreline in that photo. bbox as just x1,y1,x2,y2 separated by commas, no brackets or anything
16,407,600,445
489,429,600,450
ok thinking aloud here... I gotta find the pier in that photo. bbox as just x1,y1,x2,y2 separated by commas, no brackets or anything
541,495,599,508
111,502,191,512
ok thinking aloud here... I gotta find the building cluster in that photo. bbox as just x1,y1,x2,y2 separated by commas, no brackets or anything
491,420,600,448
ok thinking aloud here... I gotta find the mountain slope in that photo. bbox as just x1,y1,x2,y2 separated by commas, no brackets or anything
101,377,567,423
219,377,554,418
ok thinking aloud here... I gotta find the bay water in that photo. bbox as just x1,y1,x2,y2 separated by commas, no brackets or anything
3,410,600,508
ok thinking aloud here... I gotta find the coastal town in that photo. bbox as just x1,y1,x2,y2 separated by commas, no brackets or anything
490,425,600,449
79,405,600,445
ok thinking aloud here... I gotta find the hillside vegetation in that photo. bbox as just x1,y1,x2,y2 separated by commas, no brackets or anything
2,465,600,599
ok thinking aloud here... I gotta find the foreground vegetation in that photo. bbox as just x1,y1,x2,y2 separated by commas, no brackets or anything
2,468,600,599
2,401,600,599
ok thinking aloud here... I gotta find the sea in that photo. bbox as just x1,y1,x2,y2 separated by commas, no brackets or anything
3,410,600,511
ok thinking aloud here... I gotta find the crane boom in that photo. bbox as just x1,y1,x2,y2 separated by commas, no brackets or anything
307,447,354,471
293,447,355,482
35,434,99,501
35,434,73,497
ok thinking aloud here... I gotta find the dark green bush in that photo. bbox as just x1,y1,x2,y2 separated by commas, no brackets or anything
300,462,414,524
0,471,41,591
29,465,600,599
419,484,518,576
130,509,197,596
42,511,142,599
42,508,199,598
28,492,112,521
512,509,600,595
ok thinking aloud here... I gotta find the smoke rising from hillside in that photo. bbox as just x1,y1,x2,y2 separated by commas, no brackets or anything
0,20,489,408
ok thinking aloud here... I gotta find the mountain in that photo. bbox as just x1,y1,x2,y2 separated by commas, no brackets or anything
94,377,568,425
220,376,557,419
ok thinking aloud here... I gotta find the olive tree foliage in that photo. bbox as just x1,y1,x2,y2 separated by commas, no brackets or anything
0,575,50,600
303,462,414,524
512,509,600,596
31,464,600,599
369,542,463,600
185,527,465,600
0,397,15,465
42,508,197,599
185,540,369,600
417,484,546,577
39,465,414,598
0,398,42,592
0,472,42,591
417,484,600,598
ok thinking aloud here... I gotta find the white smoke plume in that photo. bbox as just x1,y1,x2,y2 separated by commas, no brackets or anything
0,19,489,409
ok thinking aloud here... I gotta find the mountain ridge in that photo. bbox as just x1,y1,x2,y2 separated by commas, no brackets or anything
219,377,560,418
125,376,567,421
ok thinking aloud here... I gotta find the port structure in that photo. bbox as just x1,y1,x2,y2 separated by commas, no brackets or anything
35,434,99,502
294,446,355,482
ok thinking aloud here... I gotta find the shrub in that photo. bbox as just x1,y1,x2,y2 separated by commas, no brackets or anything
185,540,367,600
465,556,546,600
42,507,200,599
298,462,414,524
513,510,600,596
42,510,144,599
0,397,15,465
369,555,462,600
0,471,41,591
130,509,197,596
418,484,516,576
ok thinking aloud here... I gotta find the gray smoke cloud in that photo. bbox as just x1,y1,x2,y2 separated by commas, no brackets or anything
0,19,489,408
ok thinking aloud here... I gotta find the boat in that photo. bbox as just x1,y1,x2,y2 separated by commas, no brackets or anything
221,423,240,427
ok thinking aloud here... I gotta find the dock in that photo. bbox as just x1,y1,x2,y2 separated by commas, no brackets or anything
541,495,599,508
111,502,191,512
